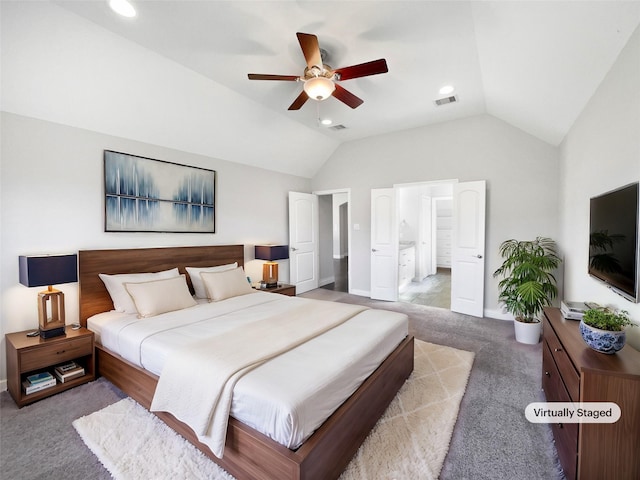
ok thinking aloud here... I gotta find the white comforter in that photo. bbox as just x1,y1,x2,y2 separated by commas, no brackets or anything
89,291,408,453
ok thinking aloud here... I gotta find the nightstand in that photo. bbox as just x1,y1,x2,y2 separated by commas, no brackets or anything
255,283,296,296
5,327,96,407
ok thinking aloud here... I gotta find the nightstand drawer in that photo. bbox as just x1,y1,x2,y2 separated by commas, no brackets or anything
6,328,96,407
20,336,93,372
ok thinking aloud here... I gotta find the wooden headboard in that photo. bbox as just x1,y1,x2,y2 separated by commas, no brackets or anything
78,245,245,326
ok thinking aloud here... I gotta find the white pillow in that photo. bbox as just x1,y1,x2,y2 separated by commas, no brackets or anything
99,268,179,313
201,266,253,302
124,275,197,318
185,263,238,299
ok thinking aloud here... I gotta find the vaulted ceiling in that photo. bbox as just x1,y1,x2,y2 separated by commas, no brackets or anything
53,1,640,174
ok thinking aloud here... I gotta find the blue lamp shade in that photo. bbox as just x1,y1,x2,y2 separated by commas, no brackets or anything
19,254,78,288
254,245,289,261
255,245,288,287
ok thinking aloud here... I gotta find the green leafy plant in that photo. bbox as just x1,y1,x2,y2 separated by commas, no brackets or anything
582,308,634,332
493,237,561,323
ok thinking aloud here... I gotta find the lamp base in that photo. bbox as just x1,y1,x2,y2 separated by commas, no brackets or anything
38,289,66,335
40,326,66,339
262,262,279,287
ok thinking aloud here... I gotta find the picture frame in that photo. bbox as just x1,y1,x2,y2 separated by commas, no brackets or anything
104,150,216,233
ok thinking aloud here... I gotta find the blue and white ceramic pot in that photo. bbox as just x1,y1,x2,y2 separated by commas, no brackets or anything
579,320,626,354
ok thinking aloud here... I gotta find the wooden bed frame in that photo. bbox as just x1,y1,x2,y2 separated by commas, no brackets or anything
78,245,414,480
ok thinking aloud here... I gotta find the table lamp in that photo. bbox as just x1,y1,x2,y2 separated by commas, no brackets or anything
254,245,289,288
19,254,78,338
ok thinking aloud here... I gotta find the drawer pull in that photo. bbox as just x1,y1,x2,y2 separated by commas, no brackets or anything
558,423,563,429
554,348,562,352
57,349,66,355
544,371,550,377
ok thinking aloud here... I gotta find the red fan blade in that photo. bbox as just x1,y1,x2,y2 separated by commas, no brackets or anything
288,90,309,110
332,84,364,109
248,74,299,81
296,32,322,70
333,59,388,81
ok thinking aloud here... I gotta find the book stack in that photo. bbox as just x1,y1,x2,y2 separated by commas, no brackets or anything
22,371,56,395
54,361,85,383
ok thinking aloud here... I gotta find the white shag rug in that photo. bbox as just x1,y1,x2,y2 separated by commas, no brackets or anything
73,340,474,480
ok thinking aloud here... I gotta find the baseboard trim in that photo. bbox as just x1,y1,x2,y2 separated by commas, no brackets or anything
319,276,335,287
350,289,370,297
484,308,514,321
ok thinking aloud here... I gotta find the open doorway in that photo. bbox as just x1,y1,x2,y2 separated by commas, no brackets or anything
316,190,350,293
397,181,454,308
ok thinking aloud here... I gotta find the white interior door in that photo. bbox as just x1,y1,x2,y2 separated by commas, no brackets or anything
370,188,398,301
450,180,486,317
289,192,319,294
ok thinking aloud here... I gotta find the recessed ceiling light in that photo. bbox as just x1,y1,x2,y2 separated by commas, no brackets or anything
439,85,455,95
320,118,333,126
109,0,136,18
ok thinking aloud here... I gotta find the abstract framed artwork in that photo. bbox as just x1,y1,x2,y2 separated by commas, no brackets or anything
104,150,216,233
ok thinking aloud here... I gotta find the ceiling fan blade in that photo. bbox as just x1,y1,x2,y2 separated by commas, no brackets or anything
296,32,322,69
333,59,388,81
288,90,309,110
332,84,364,109
248,74,299,81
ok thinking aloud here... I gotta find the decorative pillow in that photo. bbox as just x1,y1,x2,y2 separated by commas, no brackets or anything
124,275,197,318
99,268,179,313
201,266,253,302
185,263,238,299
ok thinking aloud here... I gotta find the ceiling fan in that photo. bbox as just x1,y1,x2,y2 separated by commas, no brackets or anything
248,32,388,111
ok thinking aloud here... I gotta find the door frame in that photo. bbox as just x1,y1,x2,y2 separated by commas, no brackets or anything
313,188,352,294
394,179,458,295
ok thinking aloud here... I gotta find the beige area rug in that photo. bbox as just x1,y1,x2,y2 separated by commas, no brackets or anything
73,340,474,480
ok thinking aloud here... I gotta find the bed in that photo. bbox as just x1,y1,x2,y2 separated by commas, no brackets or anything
78,245,414,480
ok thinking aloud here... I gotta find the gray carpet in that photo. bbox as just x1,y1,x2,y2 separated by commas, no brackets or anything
301,289,564,480
0,290,564,480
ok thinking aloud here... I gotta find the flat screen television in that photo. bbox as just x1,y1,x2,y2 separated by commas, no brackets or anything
588,182,639,302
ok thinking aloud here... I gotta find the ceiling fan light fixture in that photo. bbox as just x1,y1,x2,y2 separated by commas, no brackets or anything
304,76,335,101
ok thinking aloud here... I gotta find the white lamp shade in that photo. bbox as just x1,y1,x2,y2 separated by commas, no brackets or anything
303,77,336,101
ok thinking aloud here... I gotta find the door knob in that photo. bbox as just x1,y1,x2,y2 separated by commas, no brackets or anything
290,247,298,251
371,248,378,252
476,254,483,259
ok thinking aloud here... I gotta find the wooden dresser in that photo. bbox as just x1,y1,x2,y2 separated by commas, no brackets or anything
542,307,640,480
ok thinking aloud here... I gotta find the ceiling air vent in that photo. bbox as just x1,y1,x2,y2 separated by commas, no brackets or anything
434,95,458,106
329,124,347,131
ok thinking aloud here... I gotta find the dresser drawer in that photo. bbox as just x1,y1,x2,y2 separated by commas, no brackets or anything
543,320,580,401
543,343,578,480
20,336,93,372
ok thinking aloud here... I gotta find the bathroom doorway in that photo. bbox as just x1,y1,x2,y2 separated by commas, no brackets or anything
397,181,453,308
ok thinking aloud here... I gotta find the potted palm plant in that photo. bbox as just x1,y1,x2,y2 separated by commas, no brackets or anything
493,237,561,344
580,308,635,354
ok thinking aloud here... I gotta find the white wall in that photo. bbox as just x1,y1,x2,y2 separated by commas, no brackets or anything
559,25,640,349
0,113,310,381
312,114,561,314
0,1,337,179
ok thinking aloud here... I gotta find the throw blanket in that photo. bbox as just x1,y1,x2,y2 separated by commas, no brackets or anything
150,298,367,458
